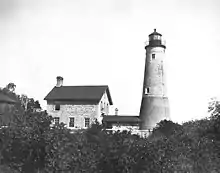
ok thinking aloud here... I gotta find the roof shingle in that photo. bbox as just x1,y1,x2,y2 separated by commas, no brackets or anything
0,92,17,103
102,116,141,123
44,85,113,105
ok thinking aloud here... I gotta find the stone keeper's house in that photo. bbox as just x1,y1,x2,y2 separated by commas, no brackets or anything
44,76,113,129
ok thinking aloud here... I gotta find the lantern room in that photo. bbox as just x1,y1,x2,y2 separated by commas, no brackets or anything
145,29,166,49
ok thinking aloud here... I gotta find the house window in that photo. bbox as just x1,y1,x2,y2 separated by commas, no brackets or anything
54,117,60,125
55,104,60,110
106,103,109,114
85,118,90,127
69,117,74,127
100,101,104,111
152,54,155,60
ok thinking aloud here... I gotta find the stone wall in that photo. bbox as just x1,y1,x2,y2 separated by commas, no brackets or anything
97,91,110,116
47,104,98,129
111,124,139,131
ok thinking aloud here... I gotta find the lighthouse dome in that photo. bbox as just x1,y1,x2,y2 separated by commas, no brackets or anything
149,29,162,36
145,29,166,49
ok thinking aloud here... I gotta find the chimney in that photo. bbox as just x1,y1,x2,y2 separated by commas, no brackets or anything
56,76,63,87
115,108,118,116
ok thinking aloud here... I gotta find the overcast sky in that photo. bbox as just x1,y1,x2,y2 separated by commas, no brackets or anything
0,0,220,123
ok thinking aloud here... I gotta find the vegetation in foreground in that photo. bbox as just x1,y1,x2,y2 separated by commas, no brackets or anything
0,84,220,172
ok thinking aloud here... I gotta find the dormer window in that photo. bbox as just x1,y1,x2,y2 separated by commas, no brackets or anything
55,104,60,111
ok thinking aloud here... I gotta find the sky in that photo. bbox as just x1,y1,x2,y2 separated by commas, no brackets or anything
0,0,220,124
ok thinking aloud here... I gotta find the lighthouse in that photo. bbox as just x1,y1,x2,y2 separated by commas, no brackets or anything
139,29,170,130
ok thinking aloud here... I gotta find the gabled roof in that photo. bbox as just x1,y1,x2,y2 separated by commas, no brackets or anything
102,116,141,123
0,92,17,104
44,85,113,105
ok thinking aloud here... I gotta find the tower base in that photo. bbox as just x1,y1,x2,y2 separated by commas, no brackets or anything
139,96,170,130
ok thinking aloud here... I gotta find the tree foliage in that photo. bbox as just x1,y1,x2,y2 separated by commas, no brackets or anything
0,95,220,172
0,83,42,113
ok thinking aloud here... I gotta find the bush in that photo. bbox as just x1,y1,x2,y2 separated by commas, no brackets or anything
0,105,220,172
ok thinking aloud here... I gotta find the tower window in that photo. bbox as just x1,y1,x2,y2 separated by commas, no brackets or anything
145,87,150,94
69,117,75,127
152,54,155,60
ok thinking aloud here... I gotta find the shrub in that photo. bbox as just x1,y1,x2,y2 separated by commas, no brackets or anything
0,107,220,172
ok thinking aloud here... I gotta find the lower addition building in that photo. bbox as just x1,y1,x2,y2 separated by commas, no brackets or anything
102,112,152,137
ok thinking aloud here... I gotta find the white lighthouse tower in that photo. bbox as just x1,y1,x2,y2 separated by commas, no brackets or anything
139,29,170,130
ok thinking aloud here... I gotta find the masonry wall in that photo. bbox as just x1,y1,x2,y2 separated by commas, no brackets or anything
140,45,170,129
97,91,110,116
111,124,139,131
47,104,99,129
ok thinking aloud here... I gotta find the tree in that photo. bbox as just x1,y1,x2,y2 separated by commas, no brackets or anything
1,83,42,113
0,111,53,172
26,99,41,112
19,95,42,113
5,83,16,93
1,90,220,172
150,119,182,139
34,100,41,110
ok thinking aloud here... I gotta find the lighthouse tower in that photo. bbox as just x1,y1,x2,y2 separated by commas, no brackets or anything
139,29,170,130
